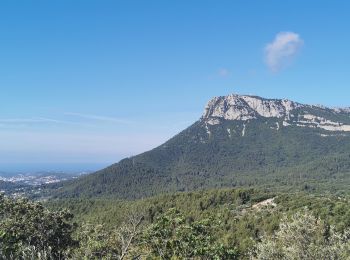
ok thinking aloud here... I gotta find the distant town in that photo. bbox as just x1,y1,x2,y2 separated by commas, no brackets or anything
0,171,88,197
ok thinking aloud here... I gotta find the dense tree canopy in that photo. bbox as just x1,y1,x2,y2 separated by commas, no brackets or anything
3,189,350,259
252,210,350,259
142,208,238,259
0,194,76,259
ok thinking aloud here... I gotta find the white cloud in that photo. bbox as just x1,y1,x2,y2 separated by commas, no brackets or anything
265,32,303,72
218,68,230,77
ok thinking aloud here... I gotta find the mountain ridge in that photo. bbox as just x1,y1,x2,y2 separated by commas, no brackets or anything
52,93,350,199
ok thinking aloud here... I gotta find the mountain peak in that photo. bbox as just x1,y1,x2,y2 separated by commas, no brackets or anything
202,94,300,122
201,93,350,132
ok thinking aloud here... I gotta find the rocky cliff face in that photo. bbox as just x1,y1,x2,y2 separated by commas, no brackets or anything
202,94,299,121
202,94,350,132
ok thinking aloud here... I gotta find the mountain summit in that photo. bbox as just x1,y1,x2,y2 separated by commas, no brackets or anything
202,94,350,134
55,94,350,199
203,94,299,121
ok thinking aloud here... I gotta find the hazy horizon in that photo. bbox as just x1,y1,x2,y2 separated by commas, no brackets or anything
0,162,110,174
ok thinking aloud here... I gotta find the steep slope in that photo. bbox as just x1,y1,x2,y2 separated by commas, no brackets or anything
55,94,350,199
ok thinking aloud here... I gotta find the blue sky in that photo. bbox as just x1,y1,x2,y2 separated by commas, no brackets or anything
1,1,350,170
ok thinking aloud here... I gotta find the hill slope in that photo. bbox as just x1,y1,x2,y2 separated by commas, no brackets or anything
54,94,350,199
48,188,350,255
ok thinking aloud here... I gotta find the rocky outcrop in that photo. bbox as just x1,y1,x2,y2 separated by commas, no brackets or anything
202,94,300,122
202,94,350,132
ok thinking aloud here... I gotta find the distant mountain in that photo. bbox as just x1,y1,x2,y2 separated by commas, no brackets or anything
55,94,350,199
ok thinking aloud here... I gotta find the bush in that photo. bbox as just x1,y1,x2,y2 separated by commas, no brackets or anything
252,210,350,259
0,194,76,259
142,208,238,259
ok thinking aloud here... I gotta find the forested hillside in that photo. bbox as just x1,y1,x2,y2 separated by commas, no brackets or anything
52,120,350,199
51,95,350,200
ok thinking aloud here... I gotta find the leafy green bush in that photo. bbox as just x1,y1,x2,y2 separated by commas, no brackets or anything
252,210,350,259
142,208,238,259
71,211,144,260
0,194,76,259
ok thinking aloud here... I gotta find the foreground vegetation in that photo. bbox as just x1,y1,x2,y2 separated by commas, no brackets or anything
2,188,350,259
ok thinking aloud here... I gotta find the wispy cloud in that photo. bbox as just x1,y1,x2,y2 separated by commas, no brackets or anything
65,112,133,124
218,68,230,77
265,32,303,72
0,117,95,129
0,117,66,124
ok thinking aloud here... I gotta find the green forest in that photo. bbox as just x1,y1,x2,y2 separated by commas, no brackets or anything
3,188,350,259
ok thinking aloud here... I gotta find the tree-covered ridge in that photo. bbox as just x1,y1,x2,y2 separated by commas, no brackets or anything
52,113,350,199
